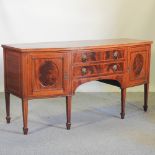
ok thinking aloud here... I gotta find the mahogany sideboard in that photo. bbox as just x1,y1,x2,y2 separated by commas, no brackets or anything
1,38,153,135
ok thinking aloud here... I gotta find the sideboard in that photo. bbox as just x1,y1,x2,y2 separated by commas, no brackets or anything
1,38,153,135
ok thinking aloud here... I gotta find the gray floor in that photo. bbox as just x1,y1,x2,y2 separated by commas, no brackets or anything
0,92,155,155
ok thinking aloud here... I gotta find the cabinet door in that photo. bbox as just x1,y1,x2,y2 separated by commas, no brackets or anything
128,45,149,86
29,52,69,97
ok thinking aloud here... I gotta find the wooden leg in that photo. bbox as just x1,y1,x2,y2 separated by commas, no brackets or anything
66,96,72,130
22,99,28,135
5,92,11,123
120,88,126,119
144,83,149,112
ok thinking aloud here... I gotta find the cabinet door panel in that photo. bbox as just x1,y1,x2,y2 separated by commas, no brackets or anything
29,53,68,97
128,46,148,86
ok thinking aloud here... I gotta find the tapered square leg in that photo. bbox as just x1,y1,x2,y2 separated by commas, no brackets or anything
144,83,149,112
120,88,126,119
66,96,72,130
5,92,11,123
22,99,28,135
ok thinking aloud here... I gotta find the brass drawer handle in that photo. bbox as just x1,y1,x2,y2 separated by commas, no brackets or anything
81,54,87,62
81,67,87,75
113,51,119,59
113,64,118,71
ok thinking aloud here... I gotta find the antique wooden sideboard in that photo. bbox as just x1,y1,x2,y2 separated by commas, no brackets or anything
1,39,152,135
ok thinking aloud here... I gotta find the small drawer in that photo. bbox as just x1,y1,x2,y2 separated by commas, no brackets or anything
73,64,104,78
129,45,147,52
104,62,124,74
105,48,125,60
73,50,103,63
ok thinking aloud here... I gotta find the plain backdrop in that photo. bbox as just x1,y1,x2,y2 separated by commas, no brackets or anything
0,0,154,92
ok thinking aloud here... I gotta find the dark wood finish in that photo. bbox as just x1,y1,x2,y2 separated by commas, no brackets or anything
5,92,11,123
1,39,152,135
66,96,72,130
22,99,28,135
120,88,126,119
4,50,21,97
144,83,149,112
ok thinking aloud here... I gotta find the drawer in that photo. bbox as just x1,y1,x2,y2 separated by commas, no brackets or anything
73,48,125,64
73,49,103,64
104,62,124,74
104,48,125,60
73,62,124,78
73,64,104,77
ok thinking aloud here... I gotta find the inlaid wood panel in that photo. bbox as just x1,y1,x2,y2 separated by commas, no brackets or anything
29,53,68,97
33,59,62,89
128,45,148,86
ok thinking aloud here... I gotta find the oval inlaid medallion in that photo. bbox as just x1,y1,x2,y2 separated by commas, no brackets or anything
39,61,59,87
133,54,144,77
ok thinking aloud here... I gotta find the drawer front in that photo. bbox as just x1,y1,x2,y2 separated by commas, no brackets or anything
73,62,124,78
104,62,124,74
73,64,104,77
73,47,125,64
105,48,125,60
73,50,103,63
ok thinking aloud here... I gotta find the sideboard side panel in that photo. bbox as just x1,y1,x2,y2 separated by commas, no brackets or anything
3,49,22,97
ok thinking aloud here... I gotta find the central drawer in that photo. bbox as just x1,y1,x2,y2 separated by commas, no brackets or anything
73,62,124,78
73,47,125,64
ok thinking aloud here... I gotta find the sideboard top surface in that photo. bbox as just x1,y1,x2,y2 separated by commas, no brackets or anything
1,38,153,52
